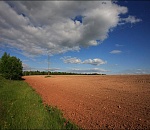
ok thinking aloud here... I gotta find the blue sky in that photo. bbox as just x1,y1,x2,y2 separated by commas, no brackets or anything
0,1,150,74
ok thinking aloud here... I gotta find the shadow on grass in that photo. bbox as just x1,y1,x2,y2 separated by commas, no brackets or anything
45,75,51,78
20,77,25,80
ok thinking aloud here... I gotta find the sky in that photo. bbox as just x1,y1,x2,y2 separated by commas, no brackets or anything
0,1,150,75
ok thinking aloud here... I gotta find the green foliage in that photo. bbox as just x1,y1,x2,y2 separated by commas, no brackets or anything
23,70,106,76
0,52,23,80
0,76,79,129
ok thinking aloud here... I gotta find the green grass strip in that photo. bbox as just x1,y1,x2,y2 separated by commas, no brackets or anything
0,76,79,129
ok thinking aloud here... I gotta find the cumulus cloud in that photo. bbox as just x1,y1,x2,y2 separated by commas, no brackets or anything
22,62,60,71
61,56,81,64
70,68,109,73
82,58,107,65
110,50,122,54
0,1,141,56
61,56,107,66
120,15,142,25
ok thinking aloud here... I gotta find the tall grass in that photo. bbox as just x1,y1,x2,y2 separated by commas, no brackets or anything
0,76,79,129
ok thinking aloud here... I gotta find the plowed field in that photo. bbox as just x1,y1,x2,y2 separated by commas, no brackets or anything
24,75,150,129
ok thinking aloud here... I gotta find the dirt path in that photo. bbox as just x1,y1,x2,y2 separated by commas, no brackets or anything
24,75,150,129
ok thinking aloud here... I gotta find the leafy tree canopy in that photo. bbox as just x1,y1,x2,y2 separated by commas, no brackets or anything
0,52,23,80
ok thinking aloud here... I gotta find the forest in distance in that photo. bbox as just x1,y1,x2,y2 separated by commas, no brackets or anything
23,71,106,76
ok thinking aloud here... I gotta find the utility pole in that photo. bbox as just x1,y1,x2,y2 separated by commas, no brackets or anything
30,67,31,75
48,53,50,75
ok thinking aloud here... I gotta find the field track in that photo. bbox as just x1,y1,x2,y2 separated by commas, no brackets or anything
24,75,150,129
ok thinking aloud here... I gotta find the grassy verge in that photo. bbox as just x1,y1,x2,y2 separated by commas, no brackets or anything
0,76,79,129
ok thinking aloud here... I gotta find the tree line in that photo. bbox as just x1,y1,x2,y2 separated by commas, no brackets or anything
0,52,106,80
23,71,106,76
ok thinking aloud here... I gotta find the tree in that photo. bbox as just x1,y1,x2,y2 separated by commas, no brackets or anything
0,52,23,80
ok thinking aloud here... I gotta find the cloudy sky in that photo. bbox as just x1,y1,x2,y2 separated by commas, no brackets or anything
0,1,150,74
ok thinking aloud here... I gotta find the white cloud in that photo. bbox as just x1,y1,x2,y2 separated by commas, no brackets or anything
83,58,107,65
61,56,107,66
119,15,142,25
70,68,109,74
119,68,150,75
0,1,141,56
45,68,60,72
61,56,81,64
22,62,60,71
110,50,122,54
115,44,124,47
22,63,31,71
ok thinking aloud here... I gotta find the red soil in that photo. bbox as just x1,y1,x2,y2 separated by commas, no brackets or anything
24,75,150,129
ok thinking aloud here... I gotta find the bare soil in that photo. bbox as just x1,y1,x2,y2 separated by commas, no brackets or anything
24,75,150,129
